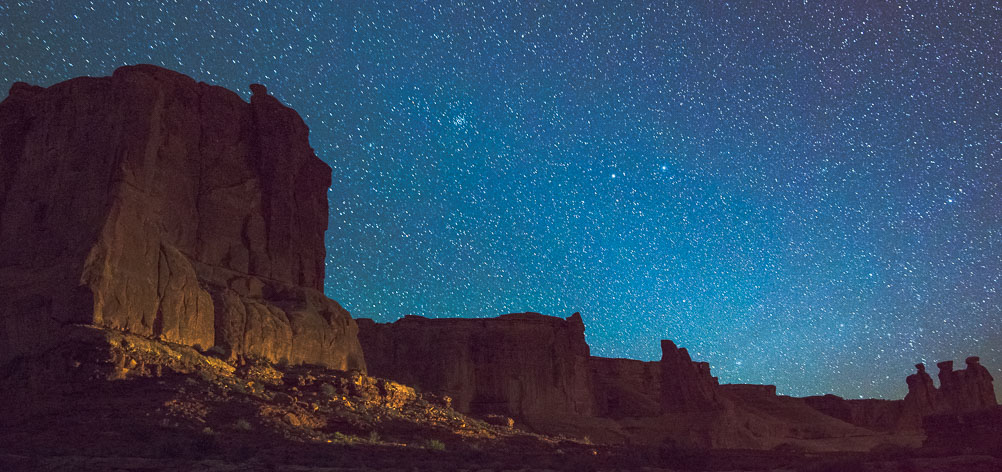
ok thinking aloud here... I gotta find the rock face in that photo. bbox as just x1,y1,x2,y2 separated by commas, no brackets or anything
801,395,904,431
359,312,943,450
939,357,996,413
903,363,939,418
588,357,661,418
898,359,996,423
659,340,725,411
0,65,365,371
357,312,594,419
923,406,1002,454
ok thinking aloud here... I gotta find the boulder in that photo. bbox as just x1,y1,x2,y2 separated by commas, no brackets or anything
0,65,365,371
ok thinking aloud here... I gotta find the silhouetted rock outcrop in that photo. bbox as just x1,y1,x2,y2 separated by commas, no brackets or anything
943,357,996,412
356,312,594,420
900,358,996,421
806,358,998,431
904,363,939,416
0,65,365,370
659,340,726,411
358,313,898,450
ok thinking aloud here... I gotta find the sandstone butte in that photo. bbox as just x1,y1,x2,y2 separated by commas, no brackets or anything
0,64,365,371
1,65,999,457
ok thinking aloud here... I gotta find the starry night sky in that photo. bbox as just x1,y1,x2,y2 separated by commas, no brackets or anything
3,1,1000,400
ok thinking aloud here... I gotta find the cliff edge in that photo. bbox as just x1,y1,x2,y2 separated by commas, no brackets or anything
0,65,365,370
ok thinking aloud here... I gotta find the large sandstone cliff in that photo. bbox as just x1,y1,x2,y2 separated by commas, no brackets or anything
357,312,594,419
0,65,365,371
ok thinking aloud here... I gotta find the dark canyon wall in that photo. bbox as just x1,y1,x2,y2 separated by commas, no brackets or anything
357,312,734,422
356,313,594,419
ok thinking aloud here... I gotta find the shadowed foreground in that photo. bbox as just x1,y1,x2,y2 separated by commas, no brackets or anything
1,326,1000,471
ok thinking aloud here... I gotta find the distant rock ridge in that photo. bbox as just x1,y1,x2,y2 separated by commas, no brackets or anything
659,339,726,411
356,312,918,449
801,357,998,432
358,311,998,449
0,65,365,370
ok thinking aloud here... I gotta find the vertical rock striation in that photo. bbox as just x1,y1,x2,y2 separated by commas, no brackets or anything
589,357,662,418
659,340,725,411
357,312,594,420
0,65,365,371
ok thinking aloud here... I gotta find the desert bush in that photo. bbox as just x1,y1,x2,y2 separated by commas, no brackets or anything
422,439,446,451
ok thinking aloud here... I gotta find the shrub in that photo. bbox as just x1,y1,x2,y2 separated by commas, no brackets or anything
422,439,446,451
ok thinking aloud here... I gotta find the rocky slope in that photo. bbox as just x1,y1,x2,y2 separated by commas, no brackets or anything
0,65,364,370
0,328,609,471
2,330,997,471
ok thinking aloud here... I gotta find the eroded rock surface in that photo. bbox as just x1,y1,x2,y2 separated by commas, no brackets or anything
659,340,726,411
356,312,595,420
588,357,661,418
0,65,365,370
940,357,996,413
904,363,939,417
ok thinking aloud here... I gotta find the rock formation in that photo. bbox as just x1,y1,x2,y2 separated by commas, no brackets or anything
588,357,661,418
801,395,904,431
935,357,996,413
659,340,726,411
922,406,1002,455
904,363,939,416
806,358,998,431
0,65,365,370
356,312,594,419
357,312,901,450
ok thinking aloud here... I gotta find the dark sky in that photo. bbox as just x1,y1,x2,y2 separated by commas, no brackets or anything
3,1,1000,400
